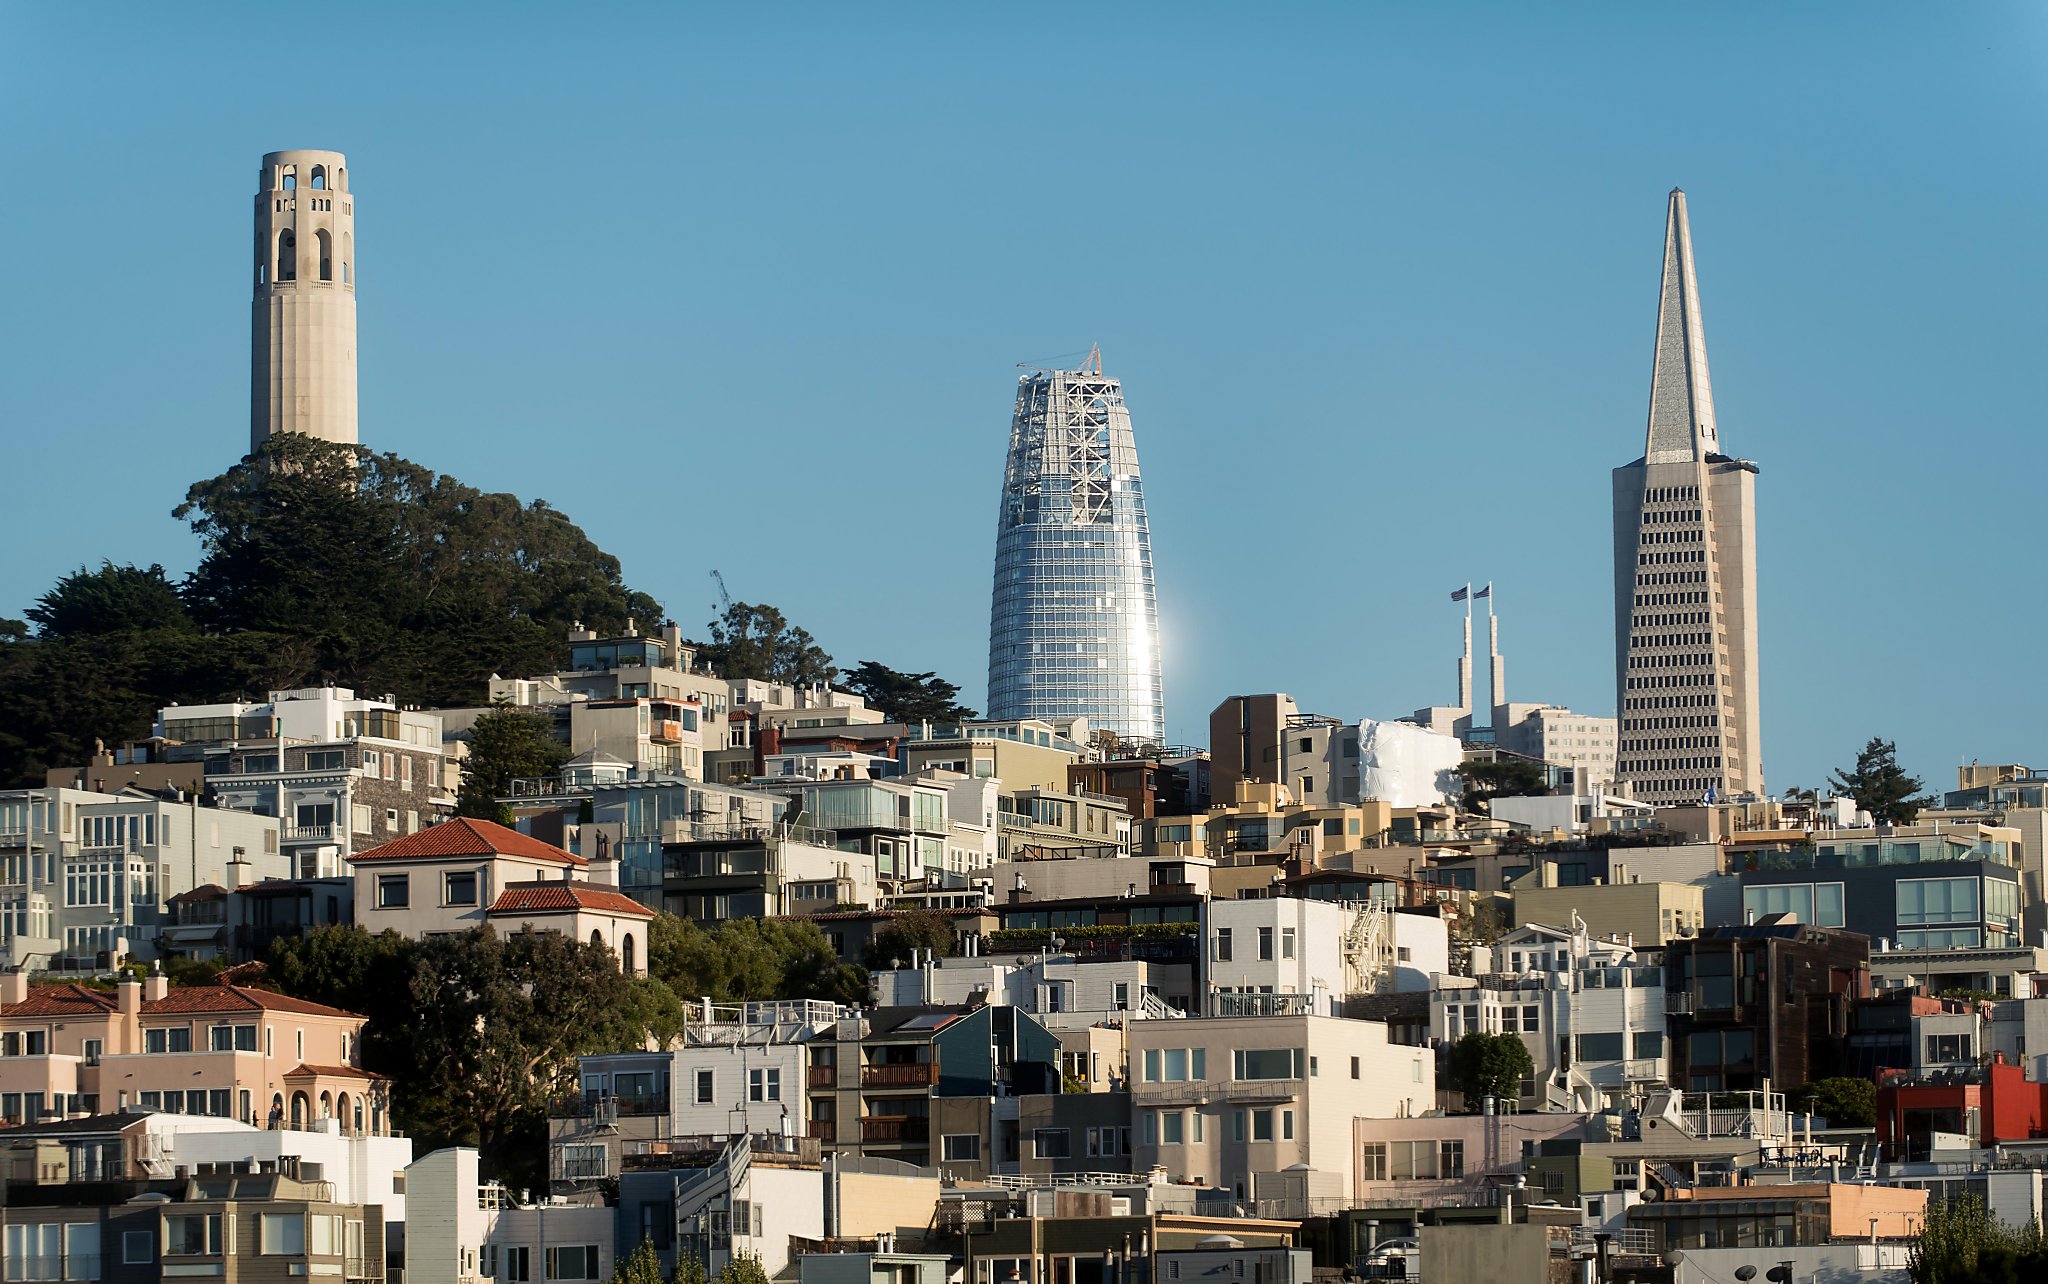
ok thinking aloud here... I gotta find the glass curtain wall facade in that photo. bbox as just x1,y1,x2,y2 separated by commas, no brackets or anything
988,365,1165,745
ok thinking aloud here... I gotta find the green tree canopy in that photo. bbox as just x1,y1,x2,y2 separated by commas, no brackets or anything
647,913,864,1007
266,924,677,1187
715,1252,772,1284
0,435,666,787
1910,1195,2047,1284
1444,1031,1534,1105
27,563,193,638
1456,759,1549,814
176,435,663,706
611,1239,667,1284
695,602,835,686
1831,737,1932,826
840,661,977,724
864,909,959,969
459,703,571,822
1787,1076,1877,1128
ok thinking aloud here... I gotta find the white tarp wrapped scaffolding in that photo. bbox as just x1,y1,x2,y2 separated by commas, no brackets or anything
1356,718,1465,807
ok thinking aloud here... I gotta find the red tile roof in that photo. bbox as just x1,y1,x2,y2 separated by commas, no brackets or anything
487,883,655,919
2,982,362,1022
283,1063,387,1081
347,817,586,866
143,984,365,1021
3,984,118,1019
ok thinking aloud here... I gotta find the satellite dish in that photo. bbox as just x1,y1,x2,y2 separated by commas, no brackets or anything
1735,1267,1757,1281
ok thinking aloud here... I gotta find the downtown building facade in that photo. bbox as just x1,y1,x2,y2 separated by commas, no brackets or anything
1612,189,1763,805
987,357,1166,747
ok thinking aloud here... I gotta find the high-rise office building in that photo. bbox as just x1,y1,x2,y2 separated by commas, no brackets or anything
1612,190,1762,804
988,354,1165,745
251,149,358,453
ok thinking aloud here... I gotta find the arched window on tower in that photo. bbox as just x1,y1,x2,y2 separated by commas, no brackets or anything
277,229,296,282
281,166,296,191
310,165,326,190
317,229,332,281
342,232,352,284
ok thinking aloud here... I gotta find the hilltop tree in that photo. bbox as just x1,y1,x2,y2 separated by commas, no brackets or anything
1909,1194,2047,1284
175,433,663,707
647,914,864,1006
841,660,977,724
458,704,570,823
695,602,835,686
27,563,193,638
1830,738,1931,826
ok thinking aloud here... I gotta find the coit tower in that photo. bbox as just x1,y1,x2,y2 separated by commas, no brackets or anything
251,149,357,453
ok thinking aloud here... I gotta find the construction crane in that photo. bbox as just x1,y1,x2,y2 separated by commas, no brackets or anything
1015,344,1102,376
710,569,732,616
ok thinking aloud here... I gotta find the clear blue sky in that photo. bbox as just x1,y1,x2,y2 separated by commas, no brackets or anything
4,5,2044,793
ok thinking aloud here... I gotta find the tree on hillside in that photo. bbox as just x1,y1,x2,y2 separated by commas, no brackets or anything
27,563,193,638
1787,1076,1877,1128
175,433,663,707
1445,1031,1534,1105
1909,1194,2048,1284
459,704,570,822
611,1240,667,1284
695,602,835,686
715,1253,771,1284
840,661,977,724
865,910,958,969
1456,759,1548,814
647,914,864,1006
266,924,678,1186
1830,738,1931,826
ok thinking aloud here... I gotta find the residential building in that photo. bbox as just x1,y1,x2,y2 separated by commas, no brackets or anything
901,719,1090,794
1876,1057,2048,1161
800,1249,952,1284
988,357,1166,745
1738,821,2025,951
0,787,286,970
1664,921,1868,1092
1204,897,1449,1013
1611,189,1763,804
156,686,455,871
608,1132,825,1281
990,894,1202,1011
1351,1112,1593,1212
991,851,1207,904
1435,923,1668,1111
252,149,357,450
2,1170,387,1284
0,970,386,1133
808,1004,1061,1171
1509,866,1705,945
953,1195,1302,1284
996,787,1131,861
348,819,651,971
1126,1013,1434,1200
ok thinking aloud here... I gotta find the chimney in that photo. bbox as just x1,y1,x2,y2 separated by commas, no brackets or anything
0,971,27,1007
117,975,142,1016
144,965,170,1002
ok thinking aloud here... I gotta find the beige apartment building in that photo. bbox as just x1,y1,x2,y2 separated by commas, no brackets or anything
1126,1013,1434,1202
1509,868,1705,944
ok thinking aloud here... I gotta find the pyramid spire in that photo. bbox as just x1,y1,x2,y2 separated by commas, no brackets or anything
1643,188,1720,463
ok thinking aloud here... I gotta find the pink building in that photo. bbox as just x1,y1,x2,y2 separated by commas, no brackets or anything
0,972,386,1134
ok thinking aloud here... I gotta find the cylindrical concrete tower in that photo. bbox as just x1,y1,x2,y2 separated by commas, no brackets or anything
251,149,357,453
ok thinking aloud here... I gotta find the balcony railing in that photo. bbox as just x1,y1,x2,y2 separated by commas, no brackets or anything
808,1065,837,1089
1209,992,1318,1018
555,1092,667,1119
860,1116,929,1143
808,1119,837,1143
284,823,340,843
861,1062,939,1088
